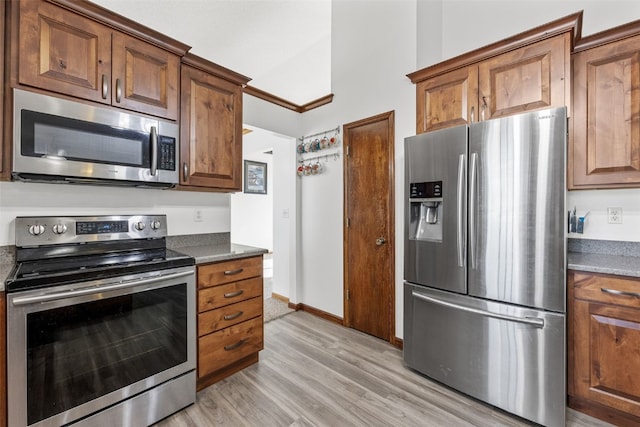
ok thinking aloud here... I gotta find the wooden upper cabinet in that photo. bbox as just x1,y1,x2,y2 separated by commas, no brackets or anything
112,33,179,120
179,54,250,191
409,12,580,134
478,34,569,121
570,25,640,189
416,66,478,133
16,0,184,120
19,0,112,105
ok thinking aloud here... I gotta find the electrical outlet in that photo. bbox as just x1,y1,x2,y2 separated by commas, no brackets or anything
194,210,203,222
607,207,622,224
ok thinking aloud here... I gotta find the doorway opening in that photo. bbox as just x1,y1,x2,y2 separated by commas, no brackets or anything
230,125,299,319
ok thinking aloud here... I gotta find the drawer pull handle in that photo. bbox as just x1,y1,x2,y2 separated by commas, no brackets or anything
224,290,244,298
224,311,244,321
224,339,246,351
601,288,640,298
224,268,244,276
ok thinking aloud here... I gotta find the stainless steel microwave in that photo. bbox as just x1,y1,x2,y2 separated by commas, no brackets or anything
12,89,179,188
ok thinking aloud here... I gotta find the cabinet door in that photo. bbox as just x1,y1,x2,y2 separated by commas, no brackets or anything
18,0,112,104
416,66,478,133
478,34,569,121
180,65,243,190
111,33,179,120
571,34,640,188
570,272,640,422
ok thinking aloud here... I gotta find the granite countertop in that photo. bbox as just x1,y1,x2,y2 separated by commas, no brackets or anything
568,238,640,278
567,252,640,278
173,242,268,265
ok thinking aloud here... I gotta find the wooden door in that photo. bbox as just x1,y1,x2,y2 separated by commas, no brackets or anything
478,33,569,120
343,112,395,341
571,34,640,188
416,66,478,133
18,0,112,104
180,64,242,190
112,33,179,120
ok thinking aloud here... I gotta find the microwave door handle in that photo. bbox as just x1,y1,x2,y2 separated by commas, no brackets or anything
150,126,158,176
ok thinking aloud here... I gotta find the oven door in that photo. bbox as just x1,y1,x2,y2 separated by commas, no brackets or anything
7,266,196,427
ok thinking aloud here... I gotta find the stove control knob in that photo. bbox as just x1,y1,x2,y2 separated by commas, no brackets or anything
52,223,68,235
150,220,161,230
134,221,146,231
28,224,45,236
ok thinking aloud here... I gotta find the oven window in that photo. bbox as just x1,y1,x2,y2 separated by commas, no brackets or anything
26,284,187,425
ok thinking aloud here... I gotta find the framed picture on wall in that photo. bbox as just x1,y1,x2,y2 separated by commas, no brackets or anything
244,160,267,194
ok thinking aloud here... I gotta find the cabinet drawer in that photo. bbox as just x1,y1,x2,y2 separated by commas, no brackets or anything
198,317,263,379
198,276,262,312
198,296,263,336
197,256,262,288
573,272,640,308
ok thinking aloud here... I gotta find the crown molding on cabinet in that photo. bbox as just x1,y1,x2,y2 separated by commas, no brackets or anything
574,18,640,53
244,85,334,113
408,10,583,83
181,53,251,86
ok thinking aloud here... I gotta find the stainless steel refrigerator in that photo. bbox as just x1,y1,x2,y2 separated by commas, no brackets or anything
404,107,567,427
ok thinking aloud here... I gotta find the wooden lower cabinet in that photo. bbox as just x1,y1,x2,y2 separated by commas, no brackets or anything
196,256,263,390
568,271,640,426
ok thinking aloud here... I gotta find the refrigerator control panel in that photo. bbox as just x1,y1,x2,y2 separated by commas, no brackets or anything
410,181,442,199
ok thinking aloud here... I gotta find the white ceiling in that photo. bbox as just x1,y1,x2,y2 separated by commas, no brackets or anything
92,0,332,105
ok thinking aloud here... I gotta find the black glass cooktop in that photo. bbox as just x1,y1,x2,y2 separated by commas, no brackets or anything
6,248,194,293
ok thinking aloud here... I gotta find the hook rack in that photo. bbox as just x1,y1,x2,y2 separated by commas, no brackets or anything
297,126,341,154
298,152,341,164
300,126,340,142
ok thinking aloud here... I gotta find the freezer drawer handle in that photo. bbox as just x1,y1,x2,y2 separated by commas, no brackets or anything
411,290,545,328
601,288,640,298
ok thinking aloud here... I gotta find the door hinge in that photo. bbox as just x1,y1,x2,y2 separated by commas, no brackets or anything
346,218,351,228
346,145,350,157
346,289,350,300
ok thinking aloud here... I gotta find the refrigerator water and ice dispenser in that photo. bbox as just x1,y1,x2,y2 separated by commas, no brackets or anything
409,181,442,242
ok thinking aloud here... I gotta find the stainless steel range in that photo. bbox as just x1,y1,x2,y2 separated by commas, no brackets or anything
5,215,196,427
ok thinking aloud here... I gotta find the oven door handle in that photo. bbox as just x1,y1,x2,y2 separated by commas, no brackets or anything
11,270,194,306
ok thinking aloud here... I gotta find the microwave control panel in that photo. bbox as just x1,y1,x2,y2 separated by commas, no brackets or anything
158,136,176,171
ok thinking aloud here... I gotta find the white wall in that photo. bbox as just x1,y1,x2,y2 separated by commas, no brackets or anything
0,181,230,246
230,152,274,251
299,0,417,334
271,134,299,299
567,189,640,241
436,1,640,68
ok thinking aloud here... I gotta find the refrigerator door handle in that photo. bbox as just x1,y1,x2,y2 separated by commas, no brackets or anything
469,152,478,269
412,290,545,328
456,154,466,267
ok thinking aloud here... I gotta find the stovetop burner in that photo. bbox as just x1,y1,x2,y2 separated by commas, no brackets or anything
7,215,194,293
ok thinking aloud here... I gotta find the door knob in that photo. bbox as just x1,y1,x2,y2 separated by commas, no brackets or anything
376,237,386,246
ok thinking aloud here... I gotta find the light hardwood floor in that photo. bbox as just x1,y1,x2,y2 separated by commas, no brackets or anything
156,311,613,427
